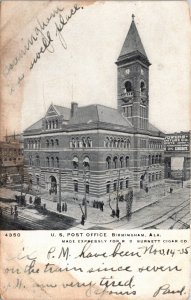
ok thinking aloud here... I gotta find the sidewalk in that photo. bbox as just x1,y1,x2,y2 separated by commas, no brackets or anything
0,182,189,229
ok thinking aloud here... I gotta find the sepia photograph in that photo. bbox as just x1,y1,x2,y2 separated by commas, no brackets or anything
0,0,190,230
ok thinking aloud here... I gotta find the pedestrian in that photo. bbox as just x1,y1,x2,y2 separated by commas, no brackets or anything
81,214,85,226
29,196,33,204
14,210,18,220
65,202,67,212
62,203,65,211
111,209,115,218
116,208,120,219
170,187,173,194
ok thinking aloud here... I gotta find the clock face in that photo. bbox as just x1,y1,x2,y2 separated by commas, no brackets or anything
125,68,130,75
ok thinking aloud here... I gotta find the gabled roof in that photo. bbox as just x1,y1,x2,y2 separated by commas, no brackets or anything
45,104,71,120
69,104,133,128
54,105,71,120
148,122,163,134
24,118,43,132
118,19,148,60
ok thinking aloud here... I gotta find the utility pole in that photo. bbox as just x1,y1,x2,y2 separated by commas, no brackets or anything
59,168,61,208
83,170,87,219
116,169,120,213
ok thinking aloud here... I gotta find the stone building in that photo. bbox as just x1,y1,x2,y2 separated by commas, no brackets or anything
23,16,165,201
0,134,24,185
164,131,191,180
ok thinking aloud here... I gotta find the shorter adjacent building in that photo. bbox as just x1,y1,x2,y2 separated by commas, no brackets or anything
0,134,24,185
164,131,191,180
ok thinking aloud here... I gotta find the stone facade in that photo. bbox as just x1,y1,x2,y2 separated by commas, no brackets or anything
23,17,165,201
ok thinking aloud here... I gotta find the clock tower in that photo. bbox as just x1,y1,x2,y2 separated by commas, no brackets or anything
116,15,151,130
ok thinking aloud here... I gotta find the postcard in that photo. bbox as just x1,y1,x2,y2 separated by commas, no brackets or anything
0,1,190,299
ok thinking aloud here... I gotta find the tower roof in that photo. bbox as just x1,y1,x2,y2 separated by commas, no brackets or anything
118,15,149,62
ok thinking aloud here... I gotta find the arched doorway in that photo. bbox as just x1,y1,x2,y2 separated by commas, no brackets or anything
49,176,57,194
140,175,144,189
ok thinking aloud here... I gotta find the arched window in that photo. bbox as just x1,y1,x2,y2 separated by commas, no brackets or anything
113,138,117,148
106,181,110,194
82,137,86,148
51,157,54,167
56,157,59,168
120,179,123,190
140,81,145,92
125,81,132,93
113,156,118,169
105,137,109,148
46,157,50,167
159,154,162,164
76,137,80,148
83,156,90,170
152,155,155,164
46,140,49,148
46,121,48,129
125,156,129,168
52,120,55,129
49,121,51,129
74,180,78,192
152,174,155,181
126,178,129,188
106,156,111,169
155,155,158,164
87,137,92,148
148,155,151,165
117,139,120,148
110,137,113,148
71,138,75,148
121,139,124,148
72,156,79,169
55,120,58,128
120,156,124,168
55,139,59,146
113,180,117,191
51,139,54,147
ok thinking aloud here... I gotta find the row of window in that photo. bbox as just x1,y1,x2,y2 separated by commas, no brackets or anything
106,156,130,169
149,141,163,149
105,137,130,149
2,157,21,162
148,172,162,182
123,106,132,117
0,149,23,155
45,119,59,130
106,178,129,193
70,137,92,148
141,154,163,166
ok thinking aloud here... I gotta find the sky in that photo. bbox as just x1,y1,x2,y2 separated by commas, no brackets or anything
1,1,190,138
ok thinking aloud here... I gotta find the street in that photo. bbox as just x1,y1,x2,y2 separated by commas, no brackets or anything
0,181,190,230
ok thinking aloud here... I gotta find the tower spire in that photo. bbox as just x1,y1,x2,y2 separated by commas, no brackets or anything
132,14,135,21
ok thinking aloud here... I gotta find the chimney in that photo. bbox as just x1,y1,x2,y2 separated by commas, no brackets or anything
71,102,78,117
